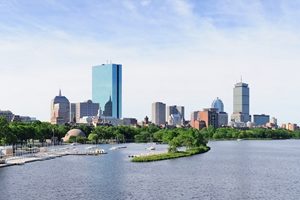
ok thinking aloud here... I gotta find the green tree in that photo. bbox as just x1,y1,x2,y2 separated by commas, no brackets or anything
88,133,99,143
168,136,182,152
0,117,9,142
134,131,151,143
153,129,167,142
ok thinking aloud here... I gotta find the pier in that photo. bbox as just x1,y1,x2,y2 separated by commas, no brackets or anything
0,145,106,168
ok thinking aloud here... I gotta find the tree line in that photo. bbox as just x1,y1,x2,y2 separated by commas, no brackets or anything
0,117,299,148
199,126,298,140
0,117,85,145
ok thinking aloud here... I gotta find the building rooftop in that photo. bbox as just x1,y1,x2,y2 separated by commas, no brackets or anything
53,90,69,104
235,82,248,87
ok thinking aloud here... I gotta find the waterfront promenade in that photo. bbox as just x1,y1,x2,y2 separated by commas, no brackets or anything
0,145,106,168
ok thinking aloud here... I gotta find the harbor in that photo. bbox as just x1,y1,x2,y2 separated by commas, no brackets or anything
0,144,107,168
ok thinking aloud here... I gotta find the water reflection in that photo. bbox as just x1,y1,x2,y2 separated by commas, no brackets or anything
0,141,300,200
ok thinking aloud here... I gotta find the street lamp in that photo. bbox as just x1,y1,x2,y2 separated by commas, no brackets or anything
52,128,55,147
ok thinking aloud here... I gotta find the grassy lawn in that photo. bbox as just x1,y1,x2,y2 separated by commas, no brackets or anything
131,145,210,162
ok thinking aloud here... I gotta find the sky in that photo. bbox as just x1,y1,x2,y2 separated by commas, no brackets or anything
0,0,300,124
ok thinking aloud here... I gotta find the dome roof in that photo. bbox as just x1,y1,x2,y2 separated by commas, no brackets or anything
63,129,86,142
211,97,224,113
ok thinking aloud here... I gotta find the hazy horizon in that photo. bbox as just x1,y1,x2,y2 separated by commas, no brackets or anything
0,0,300,124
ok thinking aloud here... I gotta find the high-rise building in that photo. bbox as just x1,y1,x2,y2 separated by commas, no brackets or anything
270,117,278,125
253,114,270,127
282,123,298,131
211,97,228,126
190,111,200,128
198,108,219,129
231,81,250,123
167,105,185,125
122,118,138,126
218,112,228,127
75,100,100,122
191,111,199,122
152,102,166,125
168,114,183,126
191,108,219,129
70,103,76,123
288,123,298,131
0,110,14,122
211,97,224,113
266,117,278,129
50,90,70,125
92,64,122,119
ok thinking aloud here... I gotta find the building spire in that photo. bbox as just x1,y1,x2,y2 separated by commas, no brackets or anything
240,75,243,83
59,89,62,96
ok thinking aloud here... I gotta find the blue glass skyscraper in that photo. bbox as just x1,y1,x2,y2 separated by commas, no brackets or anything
92,64,122,119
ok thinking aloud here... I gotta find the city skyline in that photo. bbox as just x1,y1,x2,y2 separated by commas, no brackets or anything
0,1,300,124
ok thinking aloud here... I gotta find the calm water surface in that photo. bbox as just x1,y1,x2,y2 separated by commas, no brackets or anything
1,140,300,200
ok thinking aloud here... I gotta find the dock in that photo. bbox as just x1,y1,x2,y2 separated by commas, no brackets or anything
0,145,107,168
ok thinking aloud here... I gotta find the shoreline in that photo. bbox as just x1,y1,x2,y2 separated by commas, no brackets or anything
0,147,106,168
209,138,295,141
131,146,210,162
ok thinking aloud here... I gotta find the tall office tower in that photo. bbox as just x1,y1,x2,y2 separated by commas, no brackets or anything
166,105,185,126
75,100,100,122
50,90,70,125
92,64,122,119
152,102,166,125
231,81,250,123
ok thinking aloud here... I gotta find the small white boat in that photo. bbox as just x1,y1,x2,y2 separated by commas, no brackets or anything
109,147,117,151
237,139,243,142
146,146,156,151
86,146,96,150
109,146,127,151
95,148,106,154
87,147,106,154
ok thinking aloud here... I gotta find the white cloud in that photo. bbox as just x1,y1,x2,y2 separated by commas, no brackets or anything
122,0,137,13
168,0,194,17
1,1,300,124
141,0,151,7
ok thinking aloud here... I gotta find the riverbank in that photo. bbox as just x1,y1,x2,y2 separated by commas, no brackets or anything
209,138,294,141
0,145,106,168
131,145,210,162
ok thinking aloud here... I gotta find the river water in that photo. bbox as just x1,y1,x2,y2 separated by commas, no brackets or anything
1,140,300,200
